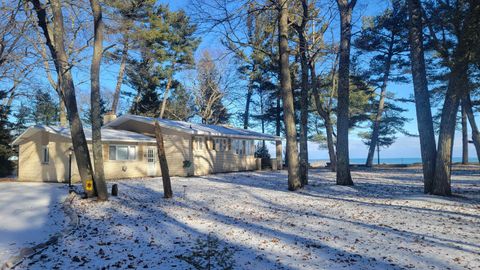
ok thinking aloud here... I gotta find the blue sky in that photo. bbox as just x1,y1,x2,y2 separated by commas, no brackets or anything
151,0,478,160
15,0,475,161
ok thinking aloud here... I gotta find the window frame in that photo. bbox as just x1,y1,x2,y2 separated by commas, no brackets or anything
108,145,137,161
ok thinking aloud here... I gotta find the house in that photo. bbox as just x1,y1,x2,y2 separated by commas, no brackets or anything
12,114,283,182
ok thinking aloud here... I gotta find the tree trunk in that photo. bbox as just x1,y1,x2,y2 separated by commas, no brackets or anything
89,0,108,201
335,0,356,186
311,63,336,172
432,0,476,196
298,0,309,186
407,0,436,194
159,75,173,119
59,97,67,126
461,101,468,164
31,0,96,197
155,121,172,198
366,39,394,167
155,75,174,198
276,95,281,136
110,38,128,114
243,65,255,129
463,94,480,161
433,51,469,196
278,0,301,191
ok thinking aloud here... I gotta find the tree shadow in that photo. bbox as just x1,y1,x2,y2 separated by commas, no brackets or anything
0,182,68,264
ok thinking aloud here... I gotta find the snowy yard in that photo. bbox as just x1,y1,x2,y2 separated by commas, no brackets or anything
0,182,67,264
15,166,480,270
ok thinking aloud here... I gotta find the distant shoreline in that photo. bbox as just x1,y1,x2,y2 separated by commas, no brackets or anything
309,157,479,165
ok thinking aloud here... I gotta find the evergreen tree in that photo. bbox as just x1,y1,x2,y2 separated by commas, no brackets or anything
82,97,108,126
12,103,31,137
353,1,410,166
32,89,58,125
0,90,13,176
358,100,410,164
127,51,162,117
163,81,194,121
127,4,199,119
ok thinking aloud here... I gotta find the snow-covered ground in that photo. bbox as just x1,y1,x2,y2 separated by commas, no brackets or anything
0,182,68,263
16,166,480,269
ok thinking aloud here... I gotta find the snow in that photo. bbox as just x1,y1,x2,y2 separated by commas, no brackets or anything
108,114,281,140
14,166,480,269
0,182,68,263
12,125,156,146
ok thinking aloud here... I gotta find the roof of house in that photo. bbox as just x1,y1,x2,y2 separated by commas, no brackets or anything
11,125,157,145
106,114,281,141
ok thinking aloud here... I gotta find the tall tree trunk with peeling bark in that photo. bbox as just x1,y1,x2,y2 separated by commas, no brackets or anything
335,0,356,186
30,0,95,197
407,0,436,194
464,94,480,161
89,0,108,200
278,0,301,191
461,102,468,164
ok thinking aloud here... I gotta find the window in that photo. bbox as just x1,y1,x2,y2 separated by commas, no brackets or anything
245,140,254,156
233,140,245,155
41,146,49,164
214,138,220,151
109,145,137,161
213,138,228,152
194,137,204,150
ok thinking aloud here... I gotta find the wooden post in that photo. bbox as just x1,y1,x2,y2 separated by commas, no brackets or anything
276,140,283,170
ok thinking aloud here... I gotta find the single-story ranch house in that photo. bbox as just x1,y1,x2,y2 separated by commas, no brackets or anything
12,114,283,182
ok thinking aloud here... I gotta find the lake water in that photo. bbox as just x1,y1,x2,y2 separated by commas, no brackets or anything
310,157,479,165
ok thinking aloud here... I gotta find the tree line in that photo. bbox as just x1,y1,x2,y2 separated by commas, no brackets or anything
0,0,479,198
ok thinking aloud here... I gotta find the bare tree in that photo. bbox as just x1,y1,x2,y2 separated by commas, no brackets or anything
29,0,96,197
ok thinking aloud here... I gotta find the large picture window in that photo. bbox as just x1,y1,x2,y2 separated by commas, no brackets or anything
109,145,137,161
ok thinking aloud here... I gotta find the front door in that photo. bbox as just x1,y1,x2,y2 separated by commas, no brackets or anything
147,147,156,176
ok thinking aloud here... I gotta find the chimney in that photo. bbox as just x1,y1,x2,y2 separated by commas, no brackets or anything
103,112,117,125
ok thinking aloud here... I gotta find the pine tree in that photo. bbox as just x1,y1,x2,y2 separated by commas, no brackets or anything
32,89,59,126
0,90,14,177
162,82,194,121
354,1,410,167
12,103,31,137
359,100,410,164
